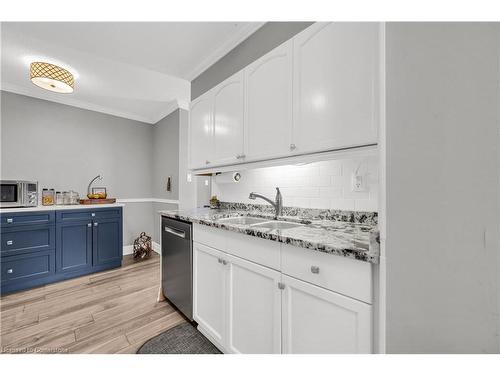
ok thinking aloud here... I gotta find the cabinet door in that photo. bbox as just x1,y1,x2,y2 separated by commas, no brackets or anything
193,242,226,348
212,71,245,166
226,253,281,354
292,22,379,154
92,217,122,267
56,219,92,273
281,275,372,354
189,92,214,169
244,41,293,161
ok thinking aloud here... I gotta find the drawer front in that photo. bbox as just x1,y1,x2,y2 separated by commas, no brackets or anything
1,225,55,256
193,224,280,270
1,250,55,283
193,223,226,250
56,207,121,222
281,244,372,304
225,230,280,270
1,211,55,228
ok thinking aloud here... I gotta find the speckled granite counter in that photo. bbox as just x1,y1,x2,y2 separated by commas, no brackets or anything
159,204,380,264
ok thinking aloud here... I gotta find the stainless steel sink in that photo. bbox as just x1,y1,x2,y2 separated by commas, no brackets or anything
217,216,269,225
250,221,304,230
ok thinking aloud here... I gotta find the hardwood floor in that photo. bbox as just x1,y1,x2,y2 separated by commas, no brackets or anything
0,253,186,354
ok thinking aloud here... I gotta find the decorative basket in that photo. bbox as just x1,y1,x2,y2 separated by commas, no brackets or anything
133,232,152,260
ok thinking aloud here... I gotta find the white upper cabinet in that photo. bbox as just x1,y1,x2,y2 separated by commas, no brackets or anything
292,22,379,154
213,71,245,166
188,22,380,170
189,93,214,169
244,40,293,161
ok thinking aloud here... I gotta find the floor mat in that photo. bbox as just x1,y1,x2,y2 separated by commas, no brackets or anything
137,322,222,354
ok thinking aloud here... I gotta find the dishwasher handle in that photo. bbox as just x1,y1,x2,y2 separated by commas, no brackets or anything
164,225,186,239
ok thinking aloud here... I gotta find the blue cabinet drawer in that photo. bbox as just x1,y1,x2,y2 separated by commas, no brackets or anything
1,250,55,283
56,207,122,222
1,211,55,228
1,225,55,256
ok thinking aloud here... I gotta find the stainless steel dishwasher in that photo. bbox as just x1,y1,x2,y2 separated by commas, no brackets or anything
161,216,193,320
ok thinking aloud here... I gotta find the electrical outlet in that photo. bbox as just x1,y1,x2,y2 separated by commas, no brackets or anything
351,173,367,192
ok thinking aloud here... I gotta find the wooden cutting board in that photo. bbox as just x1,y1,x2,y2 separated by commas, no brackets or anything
79,198,117,205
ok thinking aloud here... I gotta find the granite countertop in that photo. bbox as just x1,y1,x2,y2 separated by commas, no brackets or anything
159,206,380,264
0,203,125,214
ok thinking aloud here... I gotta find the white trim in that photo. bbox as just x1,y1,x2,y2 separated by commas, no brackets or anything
116,198,179,204
185,22,265,81
191,144,378,175
1,83,158,124
123,241,160,256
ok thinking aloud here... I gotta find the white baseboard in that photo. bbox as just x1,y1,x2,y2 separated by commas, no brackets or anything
123,241,160,256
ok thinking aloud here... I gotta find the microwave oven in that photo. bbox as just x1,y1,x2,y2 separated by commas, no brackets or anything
0,180,38,208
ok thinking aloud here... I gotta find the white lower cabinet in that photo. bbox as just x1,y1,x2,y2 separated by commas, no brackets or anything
226,253,281,354
193,243,226,346
193,229,373,354
281,275,372,354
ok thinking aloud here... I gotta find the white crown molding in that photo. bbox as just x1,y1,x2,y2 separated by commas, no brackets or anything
185,22,265,81
1,82,158,124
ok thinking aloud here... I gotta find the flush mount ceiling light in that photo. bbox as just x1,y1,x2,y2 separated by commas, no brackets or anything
30,62,74,93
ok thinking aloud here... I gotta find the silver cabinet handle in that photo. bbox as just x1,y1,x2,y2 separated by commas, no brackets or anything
290,143,296,151
222,260,227,265
218,258,222,264
164,226,186,239
311,266,320,274
6,240,13,245
91,213,95,217
6,218,13,223
94,222,98,227
236,155,241,159
87,223,92,227
240,154,245,159
7,269,13,274
278,282,285,290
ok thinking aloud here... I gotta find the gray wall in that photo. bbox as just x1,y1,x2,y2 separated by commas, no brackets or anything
191,22,313,100
152,109,180,200
385,23,500,353
0,91,178,247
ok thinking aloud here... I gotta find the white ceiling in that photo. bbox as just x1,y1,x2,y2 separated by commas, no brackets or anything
1,22,263,123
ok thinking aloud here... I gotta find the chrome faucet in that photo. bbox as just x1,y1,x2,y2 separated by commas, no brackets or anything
249,187,283,218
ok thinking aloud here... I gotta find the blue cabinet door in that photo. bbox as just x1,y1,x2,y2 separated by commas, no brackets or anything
93,216,122,266
56,219,93,273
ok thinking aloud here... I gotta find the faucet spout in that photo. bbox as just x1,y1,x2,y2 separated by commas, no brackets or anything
248,187,283,218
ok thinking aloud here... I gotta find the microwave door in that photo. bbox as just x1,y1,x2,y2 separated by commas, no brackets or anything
0,183,20,207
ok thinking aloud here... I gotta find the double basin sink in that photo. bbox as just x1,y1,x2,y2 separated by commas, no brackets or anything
216,215,303,230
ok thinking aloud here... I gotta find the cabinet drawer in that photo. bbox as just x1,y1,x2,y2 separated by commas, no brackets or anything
1,211,54,228
281,244,372,304
1,250,55,283
1,225,55,256
56,207,122,222
193,224,280,270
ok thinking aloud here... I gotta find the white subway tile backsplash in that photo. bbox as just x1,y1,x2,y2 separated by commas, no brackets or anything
212,154,378,212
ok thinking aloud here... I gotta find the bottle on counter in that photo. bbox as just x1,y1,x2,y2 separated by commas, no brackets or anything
42,188,55,206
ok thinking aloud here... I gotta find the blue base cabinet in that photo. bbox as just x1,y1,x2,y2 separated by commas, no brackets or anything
1,207,123,295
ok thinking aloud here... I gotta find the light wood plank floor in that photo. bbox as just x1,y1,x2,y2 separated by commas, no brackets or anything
0,253,186,353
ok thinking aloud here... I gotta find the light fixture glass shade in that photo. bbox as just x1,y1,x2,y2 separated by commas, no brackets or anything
30,62,74,93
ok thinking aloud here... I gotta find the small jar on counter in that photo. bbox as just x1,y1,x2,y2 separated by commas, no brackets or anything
55,191,64,205
42,189,55,206
63,191,71,205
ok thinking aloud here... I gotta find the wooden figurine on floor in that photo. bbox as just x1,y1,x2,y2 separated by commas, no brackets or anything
133,232,152,260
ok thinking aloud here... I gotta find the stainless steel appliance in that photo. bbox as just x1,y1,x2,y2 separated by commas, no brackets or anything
0,180,38,208
161,216,193,320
